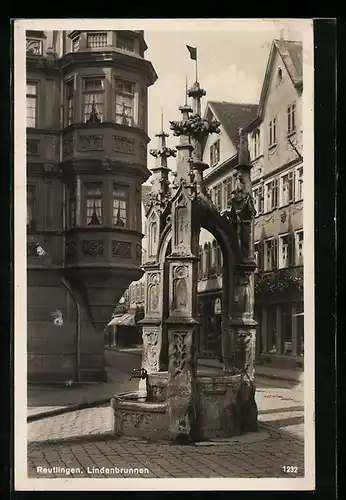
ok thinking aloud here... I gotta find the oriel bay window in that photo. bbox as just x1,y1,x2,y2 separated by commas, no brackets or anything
112,184,129,227
65,79,74,126
68,185,76,228
115,80,134,126
83,78,105,123
26,82,38,128
27,185,37,229
85,182,103,226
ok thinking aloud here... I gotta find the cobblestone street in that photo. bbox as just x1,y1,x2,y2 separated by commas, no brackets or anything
27,360,306,479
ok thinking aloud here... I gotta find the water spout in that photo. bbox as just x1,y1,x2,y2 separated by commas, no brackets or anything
129,368,148,381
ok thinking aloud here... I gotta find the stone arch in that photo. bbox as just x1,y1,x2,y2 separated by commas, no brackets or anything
156,201,241,364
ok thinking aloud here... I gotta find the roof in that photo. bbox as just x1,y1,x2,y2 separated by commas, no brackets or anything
207,102,259,148
242,39,303,133
274,39,303,86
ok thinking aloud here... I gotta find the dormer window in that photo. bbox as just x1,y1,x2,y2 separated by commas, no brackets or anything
87,32,108,48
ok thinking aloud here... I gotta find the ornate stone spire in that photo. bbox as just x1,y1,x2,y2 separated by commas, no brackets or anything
148,107,176,212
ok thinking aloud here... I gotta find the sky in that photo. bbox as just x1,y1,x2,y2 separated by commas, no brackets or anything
144,19,304,174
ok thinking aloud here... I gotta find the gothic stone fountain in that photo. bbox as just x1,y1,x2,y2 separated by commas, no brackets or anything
111,81,258,442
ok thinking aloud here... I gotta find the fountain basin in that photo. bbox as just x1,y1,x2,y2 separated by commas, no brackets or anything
110,372,257,442
111,391,169,440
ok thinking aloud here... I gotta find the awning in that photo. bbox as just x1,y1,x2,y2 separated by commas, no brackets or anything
107,312,136,327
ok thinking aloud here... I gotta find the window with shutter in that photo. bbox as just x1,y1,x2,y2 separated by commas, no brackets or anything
272,238,278,269
288,233,295,266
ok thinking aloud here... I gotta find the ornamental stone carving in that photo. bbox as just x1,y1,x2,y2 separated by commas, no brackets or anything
136,243,142,261
171,332,187,376
63,137,73,155
169,113,220,141
78,135,104,151
149,146,177,159
139,141,147,161
143,331,159,372
223,172,256,260
82,240,104,257
113,136,136,155
26,39,42,56
147,273,160,312
172,265,189,310
112,241,132,258
65,240,77,259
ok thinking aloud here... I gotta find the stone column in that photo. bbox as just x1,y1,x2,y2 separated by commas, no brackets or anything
166,257,199,442
138,264,164,370
227,263,258,432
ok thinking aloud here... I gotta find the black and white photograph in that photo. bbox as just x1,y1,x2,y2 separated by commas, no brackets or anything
14,18,315,491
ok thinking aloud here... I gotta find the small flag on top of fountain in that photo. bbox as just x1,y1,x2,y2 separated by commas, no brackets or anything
186,45,197,61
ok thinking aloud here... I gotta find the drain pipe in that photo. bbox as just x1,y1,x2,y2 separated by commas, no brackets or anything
59,32,81,383
62,276,81,383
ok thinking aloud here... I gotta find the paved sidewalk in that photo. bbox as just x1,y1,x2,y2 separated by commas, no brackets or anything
27,427,304,479
27,380,305,479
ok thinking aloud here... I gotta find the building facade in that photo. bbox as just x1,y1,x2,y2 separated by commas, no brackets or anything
196,39,304,370
197,101,258,357
245,39,304,370
26,29,157,381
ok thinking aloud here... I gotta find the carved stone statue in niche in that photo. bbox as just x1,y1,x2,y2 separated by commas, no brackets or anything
149,220,158,257
232,272,253,318
147,274,160,312
144,331,159,372
172,266,189,310
224,172,256,260
233,330,254,375
175,197,189,246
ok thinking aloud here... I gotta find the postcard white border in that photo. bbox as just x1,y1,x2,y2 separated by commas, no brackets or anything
14,18,315,491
